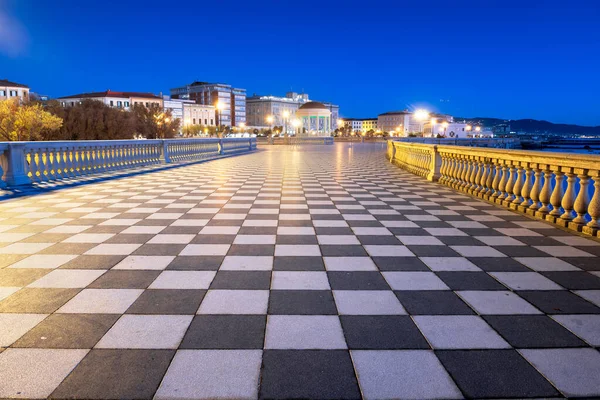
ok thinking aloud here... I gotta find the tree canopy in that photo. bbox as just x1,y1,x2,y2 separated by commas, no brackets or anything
0,98,63,141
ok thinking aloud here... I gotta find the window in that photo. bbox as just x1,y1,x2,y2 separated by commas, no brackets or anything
193,118,196,124
125,101,130,107
0,90,5,96
210,119,214,125
110,100,114,106
204,119,207,125
145,102,149,107
10,90,17,97
117,101,122,108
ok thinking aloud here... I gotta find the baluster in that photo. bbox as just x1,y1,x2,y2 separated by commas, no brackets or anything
549,170,564,217
512,164,524,205
460,158,469,190
520,166,533,208
560,170,576,221
485,161,494,195
504,165,516,202
491,163,502,199
28,150,39,182
497,164,509,200
40,149,49,181
538,169,552,215
475,160,485,194
585,173,600,233
528,168,542,211
572,172,591,226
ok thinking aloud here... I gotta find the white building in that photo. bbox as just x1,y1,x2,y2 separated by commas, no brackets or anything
58,90,163,110
342,118,377,133
0,79,30,102
183,103,215,127
423,120,493,138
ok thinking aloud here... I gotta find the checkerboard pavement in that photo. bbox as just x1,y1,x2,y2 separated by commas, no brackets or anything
1,142,600,399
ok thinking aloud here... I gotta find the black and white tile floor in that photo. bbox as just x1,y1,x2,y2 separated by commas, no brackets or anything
1,143,600,399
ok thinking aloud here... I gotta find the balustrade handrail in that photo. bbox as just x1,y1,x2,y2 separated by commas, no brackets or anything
387,140,600,238
0,137,256,188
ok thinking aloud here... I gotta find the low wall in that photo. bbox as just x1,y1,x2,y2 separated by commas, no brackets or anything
0,137,256,187
387,140,600,238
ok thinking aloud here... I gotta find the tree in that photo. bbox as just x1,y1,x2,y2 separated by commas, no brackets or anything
131,104,179,139
0,98,63,141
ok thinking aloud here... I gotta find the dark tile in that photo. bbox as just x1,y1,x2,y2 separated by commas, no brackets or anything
0,268,49,286
357,236,401,245
88,270,161,289
50,349,174,400
492,246,550,257
39,243,95,254
372,257,429,271
517,290,600,314
238,227,277,235
468,257,531,272
273,256,325,271
575,245,600,256
341,315,429,349
260,350,361,400
59,255,126,270
0,254,27,268
20,233,71,243
0,288,79,313
210,271,271,289
436,272,506,290
314,227,354,235
132,244,186,256
460,228,504,236
541,271,600,289
320,245,368,257
190,234,236,244
127,289,205,314
228,244,274,256
276,235,318,245
407,245,460,257
104,234,153,244
438,236,486,246
327,271,390,290
388,228,429,236
436,349,559,398
395,290,475,315
517,236,565,246
180,315,266,349
278,220,314,227
13,314,119,348
166,256,223,270
560,257,600,271
484,315,586,348
269,290,337,315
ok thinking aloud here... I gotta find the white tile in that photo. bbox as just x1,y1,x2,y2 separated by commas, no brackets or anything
0,243,54,254
364,245,415,257
84,243,142,255
396,236,444,245
147,234,195,244
324,257,377,271
382,272,450,290
200,226,240,235
312,220,348,227
424,228,467,236
220,256,273,271
495,228,542,237
171,219,209,227
553,315,600,346
271,271,330,290
519,348,600,397
413,316,510,349
490,272,564,290
198,290,269,314
450,245,507,257
265,315,347,349
534,246,595,257
458,290,542,315
553,236,600,246
334,291,406,315
113,256,174,270
234,235,276,245
352,227,392,236
57,289,143,314
474,236,525,246
420,257,481,272
352,350,462,400
8,254,77,269
574,290,600,307
317,235,360,245
45,225,92,234
28,269,105,288
0,349,88,399
121,225,166,234
95,315,192,349
0,313,47,346
0,287,20,301
275,245,321,256
179,244,231,256
514,257,580,271
149,271,216,289
277,227,315,235
155,350,262,400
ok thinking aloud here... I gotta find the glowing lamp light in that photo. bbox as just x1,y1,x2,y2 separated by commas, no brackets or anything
282,110,290,118
266,115,274,124
413,109,430,121
292,119,301,127
216,101,224,110
466,125,472,131
475,126,481,132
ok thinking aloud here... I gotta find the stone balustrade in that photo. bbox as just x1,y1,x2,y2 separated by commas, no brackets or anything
0,137,256,188
260,136,334,145
387,140,600,237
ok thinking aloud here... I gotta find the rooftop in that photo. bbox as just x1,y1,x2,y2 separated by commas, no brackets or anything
0,79,29,88
58,90,161,100
379,110,412,116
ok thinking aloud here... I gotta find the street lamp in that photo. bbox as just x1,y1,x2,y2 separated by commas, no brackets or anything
266,115,274,136
292,118,300,136
475,126,481,137
282,110,290,137
239,122,246,133
216,101,224,136
442,121,449,137
466,124,472,138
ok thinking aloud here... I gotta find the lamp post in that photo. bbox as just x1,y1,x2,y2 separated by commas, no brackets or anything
239,122,246,135
266,115,274,136
475,126,481,137
337,119,344,137
215,101,224,137
282,110,290,137
442,121,449,137
292,118,300,136
413,109,430,136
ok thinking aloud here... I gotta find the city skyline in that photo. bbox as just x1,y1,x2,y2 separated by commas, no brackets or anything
1,0,599,126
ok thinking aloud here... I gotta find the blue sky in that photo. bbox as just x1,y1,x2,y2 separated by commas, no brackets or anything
1,0,599,125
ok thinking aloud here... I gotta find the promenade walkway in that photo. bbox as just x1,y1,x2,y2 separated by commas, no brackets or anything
1,143,599,399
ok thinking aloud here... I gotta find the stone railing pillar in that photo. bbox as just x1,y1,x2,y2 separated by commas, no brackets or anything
162,140,171,163
426,145,441,182
4,143,31,186
218,139,224,155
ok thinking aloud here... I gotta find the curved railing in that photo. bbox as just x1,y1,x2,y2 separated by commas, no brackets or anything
0,137,256,187
387,140,600,238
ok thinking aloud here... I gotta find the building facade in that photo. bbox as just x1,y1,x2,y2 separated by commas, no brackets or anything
58,90,162,109
378,111,440,135
183,103,215,127
295,102,332,136
342,118,378,133
246,92,339,133
0,79,30,102
171,81,246,127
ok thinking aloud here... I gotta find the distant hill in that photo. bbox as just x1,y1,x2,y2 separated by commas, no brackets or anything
454,117,600,136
